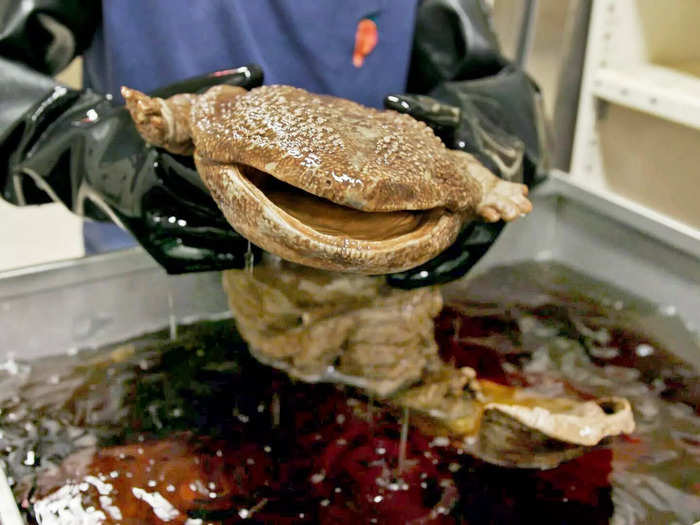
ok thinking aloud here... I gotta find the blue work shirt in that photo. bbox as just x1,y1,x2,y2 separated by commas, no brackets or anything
82,1,418,254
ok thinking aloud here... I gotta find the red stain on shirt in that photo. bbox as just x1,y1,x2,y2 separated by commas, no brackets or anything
353,18,378,68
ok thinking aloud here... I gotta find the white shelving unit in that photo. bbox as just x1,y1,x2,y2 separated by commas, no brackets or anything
570,0,700,237
592,65,700,131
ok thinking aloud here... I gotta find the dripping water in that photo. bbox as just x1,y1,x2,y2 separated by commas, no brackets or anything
245,241,254,274
397,406,410,476
271,392,281,428
367,393,375,431
166,281,177,342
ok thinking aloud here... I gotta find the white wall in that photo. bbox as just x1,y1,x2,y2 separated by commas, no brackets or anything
492,0,573,118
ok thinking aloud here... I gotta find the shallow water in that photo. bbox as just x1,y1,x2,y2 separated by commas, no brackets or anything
0,262,698,524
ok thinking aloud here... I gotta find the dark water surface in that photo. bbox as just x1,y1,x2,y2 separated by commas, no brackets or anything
0,262,698,524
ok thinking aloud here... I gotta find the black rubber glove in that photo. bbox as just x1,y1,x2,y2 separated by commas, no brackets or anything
383,67,548,289
1,65,265,273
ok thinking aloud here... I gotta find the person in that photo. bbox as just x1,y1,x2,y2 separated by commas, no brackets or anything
0,0,547,286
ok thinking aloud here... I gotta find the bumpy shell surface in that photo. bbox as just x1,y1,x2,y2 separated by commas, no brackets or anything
190,85,481,212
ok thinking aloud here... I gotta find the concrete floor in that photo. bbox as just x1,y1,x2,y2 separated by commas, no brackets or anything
0,1,572,272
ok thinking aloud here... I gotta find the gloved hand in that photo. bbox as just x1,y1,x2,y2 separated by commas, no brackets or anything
378,0,549,288
2,65,265,273
383,66,548,289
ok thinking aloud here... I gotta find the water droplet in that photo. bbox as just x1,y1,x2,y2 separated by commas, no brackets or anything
658,304,676,316
636,344,654,357
429,436,449,447
311,471,325,484
23,450,35,466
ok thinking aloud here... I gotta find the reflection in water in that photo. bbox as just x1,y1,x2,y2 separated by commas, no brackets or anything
0,262,697,524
